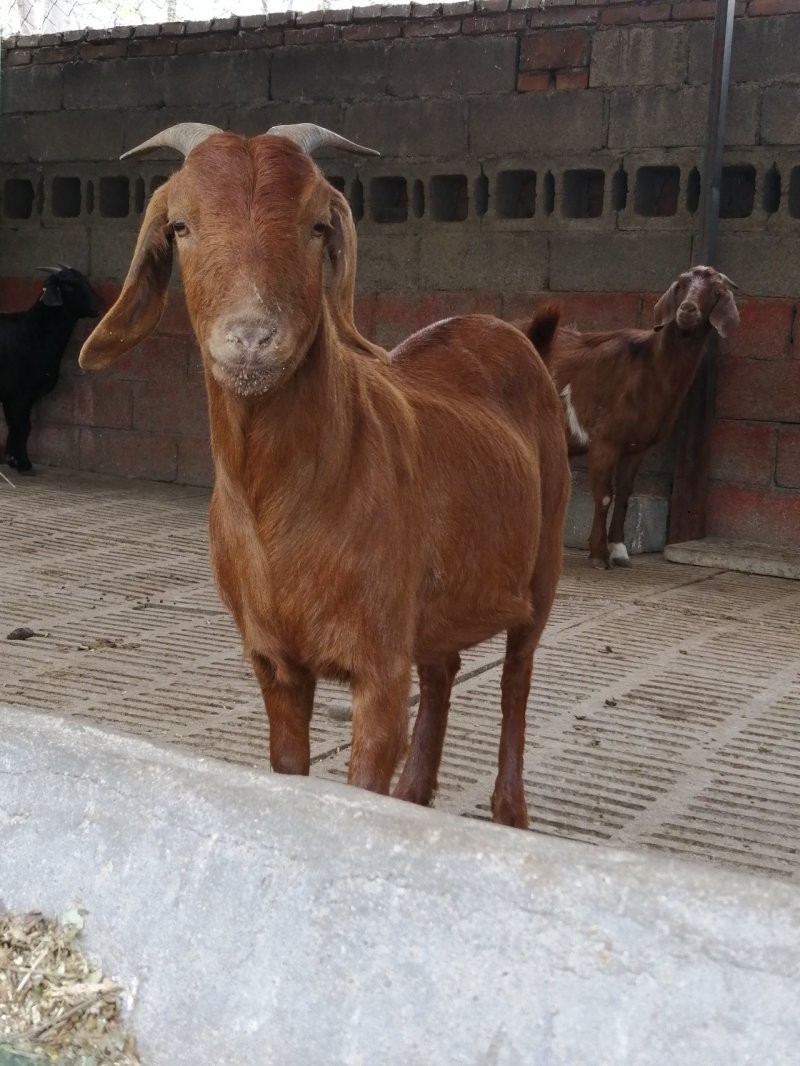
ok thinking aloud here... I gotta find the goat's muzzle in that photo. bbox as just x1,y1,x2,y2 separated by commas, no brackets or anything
675,301,702,331
207,315,291,397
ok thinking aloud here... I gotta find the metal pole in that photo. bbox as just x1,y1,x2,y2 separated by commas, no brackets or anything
696,0,736,267
669,0,737,546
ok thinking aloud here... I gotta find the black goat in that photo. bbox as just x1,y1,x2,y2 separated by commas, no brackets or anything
0,266,101,473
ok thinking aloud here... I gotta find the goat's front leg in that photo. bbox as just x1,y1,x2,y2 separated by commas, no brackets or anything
252,653,315,775
1,401,14,464
349,663,412,794
394,652,461,807
4,397,34,473
607,450,645,567
587,442,618,569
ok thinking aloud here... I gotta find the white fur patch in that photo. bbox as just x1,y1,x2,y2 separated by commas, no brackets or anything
560,384,590,447
602,495,611,507
609,542,630,563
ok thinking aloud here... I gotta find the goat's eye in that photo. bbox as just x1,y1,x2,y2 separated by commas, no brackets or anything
172,220,188,236
312,221,327,237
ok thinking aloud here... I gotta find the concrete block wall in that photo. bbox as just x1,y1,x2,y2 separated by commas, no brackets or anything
1,0,799,548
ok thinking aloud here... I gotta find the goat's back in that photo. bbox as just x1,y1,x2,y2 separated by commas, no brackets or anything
391,314,560,427
384,313,568,653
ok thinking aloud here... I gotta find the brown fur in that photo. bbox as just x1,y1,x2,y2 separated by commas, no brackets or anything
523,268,739,568
80,130,570,827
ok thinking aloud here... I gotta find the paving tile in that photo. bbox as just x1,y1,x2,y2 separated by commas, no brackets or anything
2,467,799,880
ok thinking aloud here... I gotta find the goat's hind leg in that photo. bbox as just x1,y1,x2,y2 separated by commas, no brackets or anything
252,653,315,775
493,542,562,828
492,624,536,828
394,652,461,808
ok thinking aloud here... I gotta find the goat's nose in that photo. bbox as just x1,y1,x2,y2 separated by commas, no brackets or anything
225,320,278,354
679,300,699,314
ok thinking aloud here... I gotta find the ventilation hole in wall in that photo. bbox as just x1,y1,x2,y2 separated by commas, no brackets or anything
349,176,364,222
611,168,628,211
430,175,468,222
51,176,81,218
542,171,555,215
686,167,701,214
99,176,129,218
473,174,488,218
562,169,605,219
763,165,781,215
370,177,408,224
634,166,679,217
412,179,425,219
327,175,345,194
134,177,146,214
787,168,800,218
150,176,168,195
495,170,535,219
3,178,35,219
719,165,755,218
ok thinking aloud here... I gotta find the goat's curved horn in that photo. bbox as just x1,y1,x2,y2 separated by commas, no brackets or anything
121,123,222,161
718,272,739,290
266,123,380,158
36,265,61,274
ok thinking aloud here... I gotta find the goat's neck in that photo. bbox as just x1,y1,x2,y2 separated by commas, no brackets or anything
654,321,712,375
206,304,357,511
651,320,714,433
28,301,81,349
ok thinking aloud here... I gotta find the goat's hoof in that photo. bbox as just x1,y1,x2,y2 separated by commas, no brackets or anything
393,779,436,807
589,556,610,570
16,466,35,476
491,793,529,829
612,555,632,568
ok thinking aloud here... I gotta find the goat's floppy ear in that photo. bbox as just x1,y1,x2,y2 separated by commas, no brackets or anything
653,281,679,332
327,188,389,363
80,184,173,369
709,287,740,339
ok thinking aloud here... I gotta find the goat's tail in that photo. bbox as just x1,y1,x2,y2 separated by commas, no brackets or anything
524,302,561,366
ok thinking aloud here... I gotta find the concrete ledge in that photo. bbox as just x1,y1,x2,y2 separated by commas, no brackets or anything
2,706,799,1065
665,537,800,580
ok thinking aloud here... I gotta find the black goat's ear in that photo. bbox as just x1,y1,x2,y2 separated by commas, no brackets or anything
710,288,740,339
653,281,679,332
80,183,173,370
40,280,63,307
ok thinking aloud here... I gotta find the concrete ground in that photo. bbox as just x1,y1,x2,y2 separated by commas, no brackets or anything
2,468,800,882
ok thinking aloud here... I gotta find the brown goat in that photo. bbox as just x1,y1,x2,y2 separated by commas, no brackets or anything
79,123,570,828
528,266,739,569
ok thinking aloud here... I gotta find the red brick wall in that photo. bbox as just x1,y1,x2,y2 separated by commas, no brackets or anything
709,296,800,544
1,277,797,547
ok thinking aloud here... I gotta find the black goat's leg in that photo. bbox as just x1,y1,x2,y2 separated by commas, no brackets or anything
7,399,34,473
1,401,16,465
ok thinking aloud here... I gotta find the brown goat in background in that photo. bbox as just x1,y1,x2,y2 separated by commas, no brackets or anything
529,266,739,569
79,122,570,829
